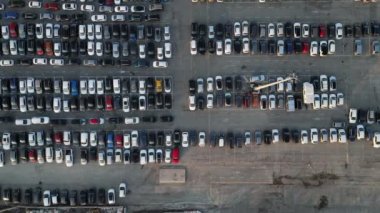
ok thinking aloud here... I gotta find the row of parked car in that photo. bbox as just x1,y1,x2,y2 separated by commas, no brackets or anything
0,146,180,167
1,184,127,206
0,77,172,96
2,93,172,113
349,108,380,125
191,22,380,40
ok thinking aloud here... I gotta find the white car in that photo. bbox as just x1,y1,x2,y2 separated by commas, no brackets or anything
0,60,14,66
242,21,249,36
0,151,3,167
152,61,168,68
98,150,106,166
310,41,318,56
139,44,146,59
140,149,147,165
115,149,122,163
206,77,213,92
33,58,47,65
357,125,365,140
81,4,95,12
45,23,53,38
139,96,146,111
96,79,104,95
181,132,189,147
208,25,215,39
79,25,86,40
99,5,112,12
91,14,107,22
107,189,116,204
328,40,335,54
164,42,172,58
65,149,73,167
207,94,213,109
49,59,64,66
80,80,87,94
119,183,127,198
320,75,328,92
164,26,171,41
165,149,171,163
125,117,140,124
123,133,130,149
115,6,128,12
349,108,357,124
337,93,344,106
88,79,96,94
199,132,206,147
373,132,380,148
244,131,251,145
19,80,26,94
216,40,223,55
54,42,61,56
313,94,320,110
2,133,10,150
321,93,328,109
31,117,50,124
310,128,318,144
53,97,61,113
338,129,347,143
335,23,343,39
189,95,196,111
95,24,103,40
268,23,275,37
268,95,276,110
272,129,279,143
329,128,338,143
28,1,41,8
276,77,284,92
62,3,77,10
122,97,130,112
197,78,204,93
277,23,284,37
233,22,241,37
190,39,197,55
87,41,95,56
165,133,172,147
301,130,308,144
277,40,284,56
55,148,63,164
224,39,232,54
157,47,164,60
111,14,125,21
87,24,94,40
15,119,31,126
329,94,337,109
96,42,103,56
1,26,9,39
27,78,34,93
90,131,97,147
242,38,250,54
139,80,146,94
302,24,310,37
9,40,17,55
43,190,51,207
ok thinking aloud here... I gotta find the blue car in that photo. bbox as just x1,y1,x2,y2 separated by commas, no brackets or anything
70,80,78,96
4,11,18,20
107,132,114,149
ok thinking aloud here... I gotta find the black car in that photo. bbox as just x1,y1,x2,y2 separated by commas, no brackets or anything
362,22,370,36
130,95,138,110
69,190,77,206
227,132,234,149
197,95,205,110
294,40,302,54
191,22,198,38
284,22,293,38
98,189,106,205
310,76,320,91
24,188,33,204
148,132,156,146
208,39,216,54
164,94,172,109
197,38,206,55
215,23,224,39
131,148,140,163
142,116,157,123
3,188,12,203
199,24,207,37
156,93,164,109
146,25,154,39
79,190,87,206
345,25,353,37
353,23,362,38
173,129,181,145
121,24,129,39
60,189,68,205
250,23,258,38
88,188,96,205
225,77,233,91
108,117,123,124
259,40,267,54
89,147,97,161
268,40,276,55
225,24,232,38
13,188,21,204
291,129,300,143
23,13,37,20
371,22,380,36
112,24,120,38
0,117,13,124
233,39,242,53
235,94,242,108
348,126,356,142
327,23,335,38
147,42,155,58
96,96,104,111
282,128,290,143
235,134,243,148
189,79,196,95
134,59,149,68
264,130,272,144
147,94,155,109
145,14,160,22
160,115,173,122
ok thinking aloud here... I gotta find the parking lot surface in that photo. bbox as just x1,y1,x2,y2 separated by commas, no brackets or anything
2,0,380,212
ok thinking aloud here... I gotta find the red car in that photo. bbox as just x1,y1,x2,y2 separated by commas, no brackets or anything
44,40,53,56
243,94,251,108
115,134,123,148
105,95,113,111
302,42,310,54
54,132,63,144
43,2,59,11
28,149,37,163
251,94,260,109
105,0,114,6
89,118,104,125
319,24,326,38
172,147,180,164
9,22,18,38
